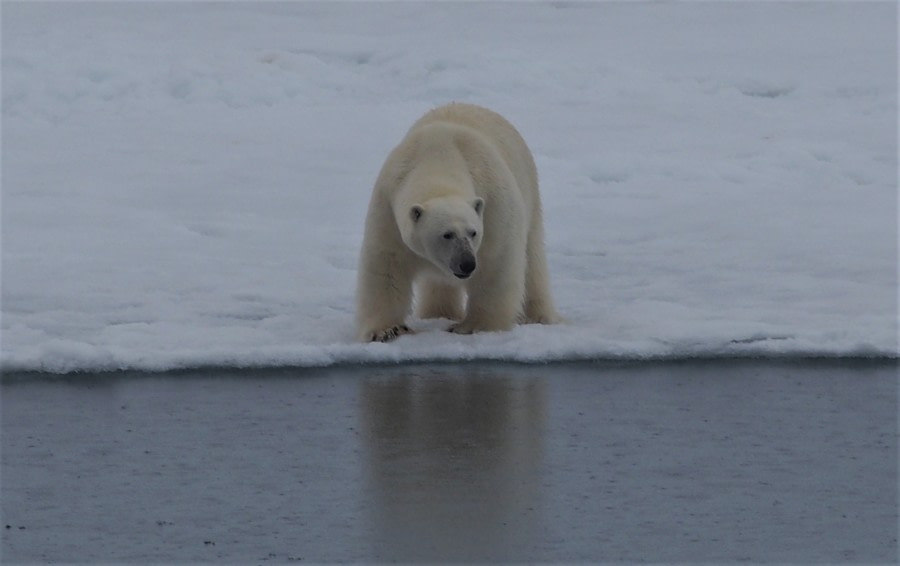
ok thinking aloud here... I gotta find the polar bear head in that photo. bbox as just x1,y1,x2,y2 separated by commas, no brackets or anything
401,196,484,279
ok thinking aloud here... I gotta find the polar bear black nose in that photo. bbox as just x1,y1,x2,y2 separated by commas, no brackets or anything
459,259,476,275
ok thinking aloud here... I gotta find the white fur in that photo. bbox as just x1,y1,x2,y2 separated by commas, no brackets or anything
356,103,559,342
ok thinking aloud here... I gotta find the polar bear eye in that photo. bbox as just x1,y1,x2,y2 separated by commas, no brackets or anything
442,231,454,240
468,230,477,239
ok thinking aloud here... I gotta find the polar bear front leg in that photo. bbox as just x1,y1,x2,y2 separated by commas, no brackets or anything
356,249,415,343
448,262,524,335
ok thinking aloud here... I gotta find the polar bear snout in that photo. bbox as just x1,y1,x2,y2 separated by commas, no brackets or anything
454,254,477,279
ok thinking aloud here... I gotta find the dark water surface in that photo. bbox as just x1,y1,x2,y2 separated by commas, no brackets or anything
2,361,897,563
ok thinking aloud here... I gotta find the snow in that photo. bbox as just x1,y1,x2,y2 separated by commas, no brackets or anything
1,1,897,373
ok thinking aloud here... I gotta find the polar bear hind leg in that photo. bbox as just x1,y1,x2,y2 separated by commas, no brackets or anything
522,213,561,324
417,281,465,321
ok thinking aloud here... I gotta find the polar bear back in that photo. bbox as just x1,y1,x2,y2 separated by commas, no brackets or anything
409,103,539,208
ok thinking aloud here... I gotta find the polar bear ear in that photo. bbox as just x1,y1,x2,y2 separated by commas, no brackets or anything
410,205,425,223
472,198,485,217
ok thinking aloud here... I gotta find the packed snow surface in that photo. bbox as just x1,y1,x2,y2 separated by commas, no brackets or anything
2,2,897,373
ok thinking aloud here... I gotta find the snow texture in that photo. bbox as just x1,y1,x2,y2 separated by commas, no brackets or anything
2,2,897,373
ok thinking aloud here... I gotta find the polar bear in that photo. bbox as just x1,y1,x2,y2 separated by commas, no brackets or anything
356,103,559,342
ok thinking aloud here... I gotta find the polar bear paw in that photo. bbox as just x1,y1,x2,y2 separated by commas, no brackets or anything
448,321,499,335
368,324,412,343
447,322,475,335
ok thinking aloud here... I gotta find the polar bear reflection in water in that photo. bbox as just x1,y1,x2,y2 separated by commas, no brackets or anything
360,369,546,562
356,103,560,342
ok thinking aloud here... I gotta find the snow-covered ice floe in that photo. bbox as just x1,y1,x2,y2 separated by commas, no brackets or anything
2,2,896,373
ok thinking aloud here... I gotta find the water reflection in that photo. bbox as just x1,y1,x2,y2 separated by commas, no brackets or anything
361,367,546,562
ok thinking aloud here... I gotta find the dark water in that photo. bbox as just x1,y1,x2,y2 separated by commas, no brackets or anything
2,361,897,563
